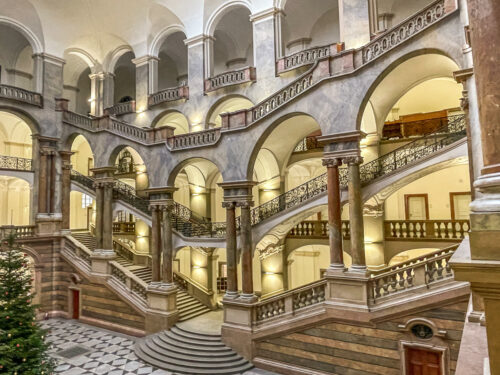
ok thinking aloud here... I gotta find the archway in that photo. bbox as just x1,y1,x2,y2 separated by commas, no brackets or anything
157,31,188,89
110,146,149,197
207,96,253,129
113,51,136,105
62,50,94,114
154,111,189,135
375,0,436,33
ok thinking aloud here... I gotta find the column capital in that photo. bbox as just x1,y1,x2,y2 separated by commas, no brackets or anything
218,180,256,204
236,200,254,208
91,166,116,179
222,201,237,209
343,156,364,166
59,150,74,162
144,186,178,201
32,135,59,148
322,157,342,168
149,199,175,212
132,55,160,67
184,34,215,47
249,7,283,23
318,130,366,159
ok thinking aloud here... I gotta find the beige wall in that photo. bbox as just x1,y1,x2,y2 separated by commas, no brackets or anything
0,177,30,225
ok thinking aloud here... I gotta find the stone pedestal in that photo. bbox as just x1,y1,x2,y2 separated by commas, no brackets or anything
145,282,179,333
90,250,116,276
326,272,370,310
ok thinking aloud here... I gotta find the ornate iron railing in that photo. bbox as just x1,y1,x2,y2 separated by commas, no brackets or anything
250,115,465,226
148,85,189,107
0,155,33,171
205,67,256,93
70,170,95,191
167,128,221,151
362,0,447,63
104,100,136,116
0,84,43,107
293,136,321,153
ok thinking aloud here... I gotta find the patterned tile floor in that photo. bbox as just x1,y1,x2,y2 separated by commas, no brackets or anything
42,319,275,375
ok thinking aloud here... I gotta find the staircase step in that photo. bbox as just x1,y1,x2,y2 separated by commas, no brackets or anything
179,309,212,322
135,325,254,375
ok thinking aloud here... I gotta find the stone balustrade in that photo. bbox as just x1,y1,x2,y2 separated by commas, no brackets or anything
0,225,36,239
277,43,342,74
384,220,470,241
287,220,350,240
167,128,221,151
64,236,92,267
362,0,449,64
205,67,256,93
104,100,136,116
109,260,148,301
0,155,33,171
62,110,95,130
369,245,457,303
148,85,189,107
0,84,43,107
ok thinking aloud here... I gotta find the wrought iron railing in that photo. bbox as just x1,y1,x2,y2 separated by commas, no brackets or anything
249,115,465,226
0,155,33,171
0,84,43,107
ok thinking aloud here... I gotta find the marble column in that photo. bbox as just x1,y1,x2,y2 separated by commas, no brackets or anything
274,10,286,59
102,182,114,251
59,151,73,231
223,201,238,299
91,167,116,255
94,183,104,249
239,200,256,301
251,8,279,82
133,56,159,111
185,35,209,97
345,156,366,272
162,203,174,285
101,72,115,111
37,149,48,214
32,54,44,93
323,157,345,272
89,73,103,116
338,0,371,49
150,205,162,283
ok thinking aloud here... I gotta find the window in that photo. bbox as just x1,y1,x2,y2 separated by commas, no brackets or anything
81,194,93,208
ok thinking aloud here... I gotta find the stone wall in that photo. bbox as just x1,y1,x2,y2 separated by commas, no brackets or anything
255,299,468,375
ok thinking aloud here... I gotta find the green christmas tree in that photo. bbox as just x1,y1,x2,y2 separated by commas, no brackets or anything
0,232,55,375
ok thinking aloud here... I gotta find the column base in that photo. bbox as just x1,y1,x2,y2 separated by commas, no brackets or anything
223,291,240,301
239,293,258,303
325,263,346,276
347,265,368,275
35,214,62,235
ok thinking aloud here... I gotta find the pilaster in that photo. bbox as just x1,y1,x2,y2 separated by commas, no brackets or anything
132,56,159,111
185,35,210,97
338,0,371,49
250,8,279,80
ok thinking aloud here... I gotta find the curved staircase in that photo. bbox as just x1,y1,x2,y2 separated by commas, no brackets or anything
135,325,254,374
71,232,212,321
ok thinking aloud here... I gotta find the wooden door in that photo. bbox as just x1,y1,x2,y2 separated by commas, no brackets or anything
406,347,442,375
72,289,80,319
405,194,429,220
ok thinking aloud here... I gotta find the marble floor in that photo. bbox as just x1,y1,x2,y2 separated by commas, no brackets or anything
42,319,275,375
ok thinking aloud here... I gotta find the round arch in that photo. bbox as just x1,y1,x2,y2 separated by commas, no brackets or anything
152,110,190,134
205,0,253,36
104,45,135,73
150,24,187,57
167,157,223,187
0,106,40,136
0,16,43,54
206,95,254,128
356,49,461,132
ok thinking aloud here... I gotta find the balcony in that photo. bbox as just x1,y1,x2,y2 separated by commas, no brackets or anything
204,66,256,93
148,85,189,107
104,100,136,116
167,128,221,151
276,43,343,74
0,84,42,107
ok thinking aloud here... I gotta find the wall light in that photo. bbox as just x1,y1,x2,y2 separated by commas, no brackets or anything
87,97,95,103
264,272,276,275
192,265,202,269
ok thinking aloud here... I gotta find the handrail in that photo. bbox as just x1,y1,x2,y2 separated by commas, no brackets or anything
148,85,189,107
277,43,338,74
104,101,136,116
0,155,33,171
167,128,221,151
0,225,36,239
205,66,256,93
0,84,43,107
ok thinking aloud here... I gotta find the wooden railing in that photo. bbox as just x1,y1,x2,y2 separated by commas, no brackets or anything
167,128,221,151
148,85,189,107
384,220,469,241
205,66,256,93
255,279,327,323
277,44,340,74
0,84,43,107
104,100,136,116
369,245,457,303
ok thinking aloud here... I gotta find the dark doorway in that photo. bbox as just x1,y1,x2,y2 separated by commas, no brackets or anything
405,346,442,375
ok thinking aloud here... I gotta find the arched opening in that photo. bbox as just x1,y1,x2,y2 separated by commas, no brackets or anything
250,114,322,207
158,31,188,89
281,0,340,55
172,158,224,221
112,146,149,197
211,6,253,75
0,111,33,158
0,177,31,225
62,52,93,114
69,135,95,230
207,96,253,129
113,209,150,255
0,24,35,91
113,51,136,105
154,111,189,135
360,54,463,163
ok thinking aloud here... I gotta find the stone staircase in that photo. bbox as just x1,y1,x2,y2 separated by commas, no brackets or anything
71,232,212,321
135,325,254,374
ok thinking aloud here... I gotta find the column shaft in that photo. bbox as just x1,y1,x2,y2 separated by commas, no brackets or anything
325,159,344,270
95,186,104,249
347,158,366,271
38,151,48,214
102,184,113,250
240,203,254,298
225,203,238,298
49,153,57,213
60,158,72,230
150,207,161,282
162,208,173,284
46,153,53,212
